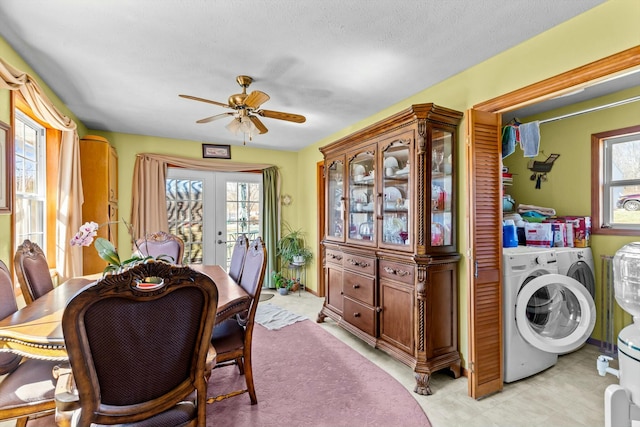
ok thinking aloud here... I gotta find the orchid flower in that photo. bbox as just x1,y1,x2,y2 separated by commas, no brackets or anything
69,220,154,275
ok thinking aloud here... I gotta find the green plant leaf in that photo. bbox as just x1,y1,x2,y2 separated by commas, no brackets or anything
94,237,121,266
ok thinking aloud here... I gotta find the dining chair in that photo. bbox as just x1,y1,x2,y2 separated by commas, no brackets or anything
208,236,266,405
14,240,54,305
228,234,249,282
0,260,59,426
55,261,219,427
135,231,185,265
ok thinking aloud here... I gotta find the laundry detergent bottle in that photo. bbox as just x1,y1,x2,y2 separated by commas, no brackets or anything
502,219,518,248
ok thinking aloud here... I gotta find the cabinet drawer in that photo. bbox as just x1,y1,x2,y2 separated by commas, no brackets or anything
325,249,344,266
343,297,376,336
342,253,375,276
342,270,375,305
379,259,414,285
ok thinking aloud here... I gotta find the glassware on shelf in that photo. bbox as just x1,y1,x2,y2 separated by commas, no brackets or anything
433,148,444,173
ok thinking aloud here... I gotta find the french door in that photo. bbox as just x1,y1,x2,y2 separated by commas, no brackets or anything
166,168,262,267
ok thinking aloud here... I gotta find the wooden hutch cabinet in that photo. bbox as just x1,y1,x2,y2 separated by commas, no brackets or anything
79,135,118,274
318,104,463,395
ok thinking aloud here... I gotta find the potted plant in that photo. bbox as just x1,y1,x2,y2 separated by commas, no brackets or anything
272,271,289,295
277,226,313,266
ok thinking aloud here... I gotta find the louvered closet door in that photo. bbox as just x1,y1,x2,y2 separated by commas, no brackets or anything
466,109,503,399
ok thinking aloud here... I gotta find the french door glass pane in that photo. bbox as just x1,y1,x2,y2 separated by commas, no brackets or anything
166,178,204,264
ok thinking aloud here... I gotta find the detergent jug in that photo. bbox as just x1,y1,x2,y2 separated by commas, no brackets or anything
502,219,518,248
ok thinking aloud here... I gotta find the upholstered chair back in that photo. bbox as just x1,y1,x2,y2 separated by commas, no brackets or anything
14,240,54,305
0,260,21,374
60,262,218,426
136,231,185,265
228,234,249,282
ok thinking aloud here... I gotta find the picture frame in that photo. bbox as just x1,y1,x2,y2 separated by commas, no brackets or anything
202,144,231,159
0,120,12,214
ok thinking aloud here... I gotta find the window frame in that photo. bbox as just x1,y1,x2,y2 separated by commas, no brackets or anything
14,110,47,248
591,124,640,236
12,92,61,264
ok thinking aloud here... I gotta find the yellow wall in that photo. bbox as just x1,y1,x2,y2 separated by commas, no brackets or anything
1,0,639,367
297,0,640,363
85,131,300,268
503,86,640,340
0,37,88,266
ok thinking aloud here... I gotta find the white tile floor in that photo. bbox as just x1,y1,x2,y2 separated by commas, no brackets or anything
270,289,620,427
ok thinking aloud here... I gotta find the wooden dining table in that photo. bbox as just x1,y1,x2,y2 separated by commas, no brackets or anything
0,264,250,361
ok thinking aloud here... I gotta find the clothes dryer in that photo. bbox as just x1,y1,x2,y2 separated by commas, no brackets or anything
553,247,596,354
553,247,596,298
503,247,596,382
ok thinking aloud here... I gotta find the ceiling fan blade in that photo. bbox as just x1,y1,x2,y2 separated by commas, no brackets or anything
179,94,230,108
249,115,269,134
244,90,270,109
257,109,306,123
196,112,234,124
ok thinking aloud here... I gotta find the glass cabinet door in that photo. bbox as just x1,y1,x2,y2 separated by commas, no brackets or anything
347,147,376,244
326,158,345,241
380,137,411,248
430,129,454,247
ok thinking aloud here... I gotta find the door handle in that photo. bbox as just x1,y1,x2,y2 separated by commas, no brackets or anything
216,240,228,244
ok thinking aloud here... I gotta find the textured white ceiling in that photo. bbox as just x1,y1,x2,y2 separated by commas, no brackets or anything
0,0,604,151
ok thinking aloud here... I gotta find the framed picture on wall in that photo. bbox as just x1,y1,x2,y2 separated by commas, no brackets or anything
202,144,231,159
0,121,11,214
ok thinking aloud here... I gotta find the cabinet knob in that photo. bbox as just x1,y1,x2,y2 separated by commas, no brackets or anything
353,313,360,318
376,307,382,313
352,284,360,289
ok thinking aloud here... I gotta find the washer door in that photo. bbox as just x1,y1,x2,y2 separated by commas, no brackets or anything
515,273,596,354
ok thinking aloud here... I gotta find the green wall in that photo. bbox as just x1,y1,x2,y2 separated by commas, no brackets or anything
1,0,639,368
503,86,640,340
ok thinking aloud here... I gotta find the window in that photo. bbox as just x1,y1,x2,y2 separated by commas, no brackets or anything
12,92,61,264
592,125,640,235
14,111,47,248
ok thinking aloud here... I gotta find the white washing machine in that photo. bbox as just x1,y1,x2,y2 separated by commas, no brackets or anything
503,247,597,382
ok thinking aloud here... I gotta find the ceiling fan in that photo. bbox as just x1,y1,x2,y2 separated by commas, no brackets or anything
179,75,306,139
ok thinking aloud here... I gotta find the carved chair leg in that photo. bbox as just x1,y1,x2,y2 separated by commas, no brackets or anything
244,349,257,405
414,372,432,395
15,417,28,427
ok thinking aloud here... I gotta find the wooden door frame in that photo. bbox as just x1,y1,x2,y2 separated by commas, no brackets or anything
316,160,326,297
474,46,640,113
466,46,640,399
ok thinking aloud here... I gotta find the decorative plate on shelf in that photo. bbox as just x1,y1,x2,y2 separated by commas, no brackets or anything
352,164,366,177
395,166,409,176
351,188,368,203
384,156,399,168
384,186,403,201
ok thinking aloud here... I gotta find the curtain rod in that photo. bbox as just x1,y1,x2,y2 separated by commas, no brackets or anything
539,95,640,124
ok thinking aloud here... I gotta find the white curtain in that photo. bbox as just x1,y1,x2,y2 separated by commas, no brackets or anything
0,58,83,280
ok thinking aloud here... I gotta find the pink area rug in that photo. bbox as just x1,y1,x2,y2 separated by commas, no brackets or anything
206,319,431,427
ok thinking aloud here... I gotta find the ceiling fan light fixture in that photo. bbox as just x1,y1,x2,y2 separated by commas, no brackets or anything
226,115,258,143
